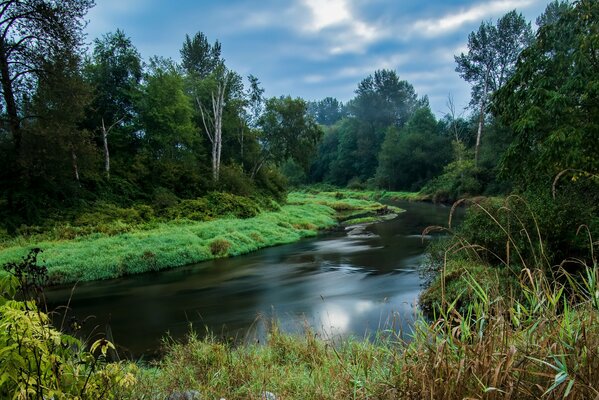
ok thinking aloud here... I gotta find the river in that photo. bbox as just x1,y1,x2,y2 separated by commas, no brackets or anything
45,200,460,358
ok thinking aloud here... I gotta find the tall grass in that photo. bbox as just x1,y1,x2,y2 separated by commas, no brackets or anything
129,195,599,399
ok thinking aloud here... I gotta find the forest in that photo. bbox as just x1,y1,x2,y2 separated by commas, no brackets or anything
0,0,598,398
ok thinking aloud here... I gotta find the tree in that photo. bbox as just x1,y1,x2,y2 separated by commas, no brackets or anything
494,0,597,184
84,29,142,179
254,96,323,177
375,107,451,191
197,67,234,181
180,32,222,79
349,69,421,129
136,58,200,194
455,10,532,166
308,97,345,126
180,32,240,181
0,0,93,215
0,0,93,155
536,0,571,28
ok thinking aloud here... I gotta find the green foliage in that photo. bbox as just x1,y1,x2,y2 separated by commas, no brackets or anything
375,107,451,191
494,0,598,185
258,96,323,171
422,142,482,202
307,97,345,125
350,69,422,129
280,159,307,187
0,251,137,399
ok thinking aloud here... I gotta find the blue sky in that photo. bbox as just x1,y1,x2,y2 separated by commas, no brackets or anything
85,0,551,117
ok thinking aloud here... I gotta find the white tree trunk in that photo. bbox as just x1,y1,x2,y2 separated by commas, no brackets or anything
71,148,80,183
199,72,230,181
102,118,110,179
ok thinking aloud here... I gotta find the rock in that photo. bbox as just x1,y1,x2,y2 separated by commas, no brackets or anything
261,391,277,400
167,390,201,400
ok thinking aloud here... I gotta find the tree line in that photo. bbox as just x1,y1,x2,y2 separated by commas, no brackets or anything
0,0,596,246
0,1,322,229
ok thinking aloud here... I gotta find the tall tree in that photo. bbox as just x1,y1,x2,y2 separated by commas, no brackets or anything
309,97,345,126
180,32,235,181
536,0,571,28
180,32,222,79
22,54,94,188
349,69,421,130
197,67,234,181
137,57,200,194
0,0,93,214
84,29,142,179
455,10,532,165
0,0,93,155
254,96,323,178
494,0,597,184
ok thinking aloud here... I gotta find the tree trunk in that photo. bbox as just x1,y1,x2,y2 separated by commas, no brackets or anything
240,127,244,169
474,69,490,167
102,118,110,179
199,72,230,182
474,101,485,167
0,40,21,154
71,148,80,184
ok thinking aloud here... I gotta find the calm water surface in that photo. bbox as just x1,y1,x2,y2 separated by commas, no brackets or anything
46,201,461,358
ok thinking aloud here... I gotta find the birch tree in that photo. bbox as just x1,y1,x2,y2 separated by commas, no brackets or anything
455,10,532,166
198,70,231,181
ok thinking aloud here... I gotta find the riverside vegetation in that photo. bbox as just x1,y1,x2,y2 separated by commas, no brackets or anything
1,0,598,398
0,190,402,284
2,192,598,399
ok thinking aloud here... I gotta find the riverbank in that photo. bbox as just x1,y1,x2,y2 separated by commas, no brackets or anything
0,191,400,284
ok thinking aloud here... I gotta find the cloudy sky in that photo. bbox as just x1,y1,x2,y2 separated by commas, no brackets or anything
85,0,551,117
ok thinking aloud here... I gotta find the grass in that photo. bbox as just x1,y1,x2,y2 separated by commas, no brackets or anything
130,263,599,399
299,188,429,203
0,191,398,285
3,189,599,399
126,193,599,399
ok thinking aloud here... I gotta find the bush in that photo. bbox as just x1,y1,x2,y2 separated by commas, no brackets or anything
217,164,255,196
0,251,137,399
209,238,231,256
205,192,261,219
165,198,210,221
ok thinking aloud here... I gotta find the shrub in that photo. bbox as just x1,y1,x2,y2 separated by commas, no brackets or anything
166,198,210,221
0,251,138,399
217,164,255,196
205,192,260,219
209,238,231,256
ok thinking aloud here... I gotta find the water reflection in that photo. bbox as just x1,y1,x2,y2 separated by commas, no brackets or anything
45,200,461,357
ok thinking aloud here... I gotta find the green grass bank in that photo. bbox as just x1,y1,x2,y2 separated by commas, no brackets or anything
0,191,399,285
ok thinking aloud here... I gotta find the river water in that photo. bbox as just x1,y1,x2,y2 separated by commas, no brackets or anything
45,200,460,358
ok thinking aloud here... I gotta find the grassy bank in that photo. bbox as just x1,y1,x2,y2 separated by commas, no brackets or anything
133,263,599,399
3,192,599,399
0,191,395,284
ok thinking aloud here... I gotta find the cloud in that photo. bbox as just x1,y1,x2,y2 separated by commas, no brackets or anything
300,0,387,54
410,0,537,37
303,0,352,31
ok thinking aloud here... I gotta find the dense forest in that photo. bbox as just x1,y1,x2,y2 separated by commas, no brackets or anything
0,0,596,242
